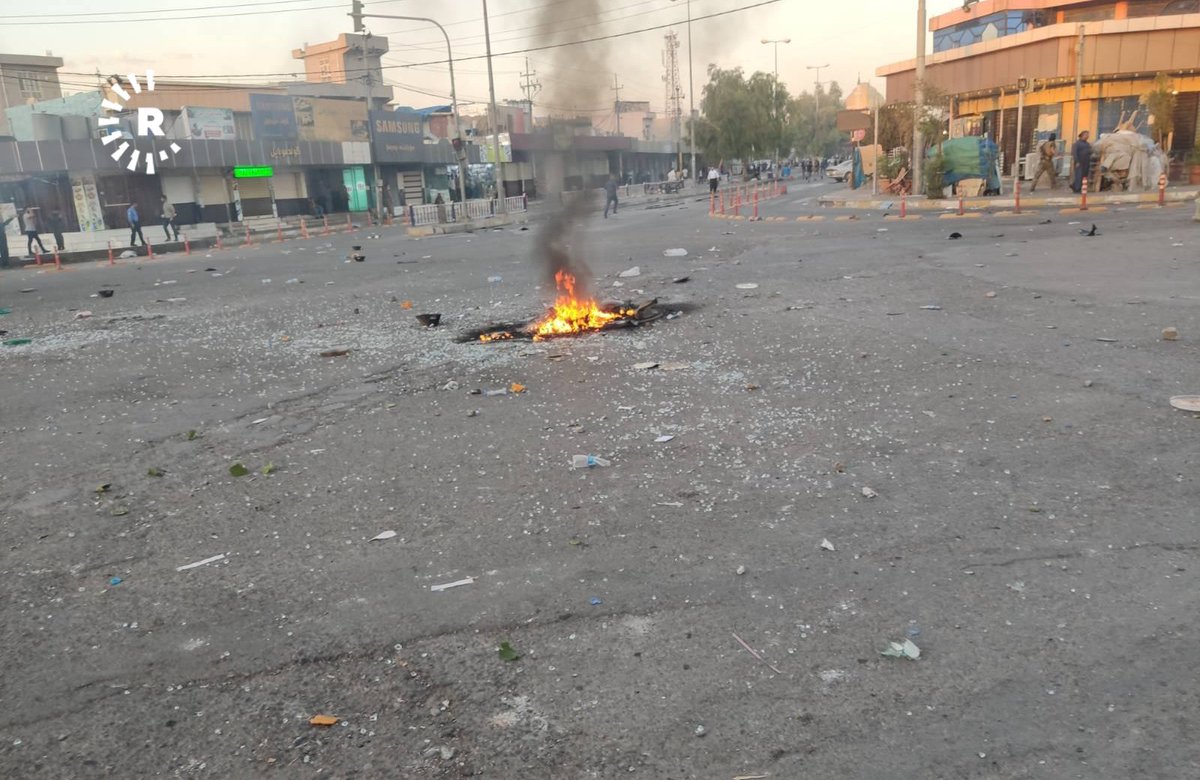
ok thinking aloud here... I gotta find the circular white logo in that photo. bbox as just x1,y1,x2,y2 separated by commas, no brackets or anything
98,70,182,174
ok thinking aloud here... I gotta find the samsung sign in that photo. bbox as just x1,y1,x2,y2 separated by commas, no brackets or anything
370,110,424,162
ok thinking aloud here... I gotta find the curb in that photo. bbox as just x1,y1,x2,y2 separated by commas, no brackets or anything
818,190,1200,211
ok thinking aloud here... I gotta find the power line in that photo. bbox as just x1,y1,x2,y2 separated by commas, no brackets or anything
0,1,344,25
54,0,782,81
22,0,330,18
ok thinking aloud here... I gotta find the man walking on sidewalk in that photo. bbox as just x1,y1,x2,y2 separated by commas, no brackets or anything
603,175,619,219
160,196,179,241
127,202,147,247
708,164,720,195
1070,131,1092,194
22,207,47,257
1030,133,1059,192
47,210,66,251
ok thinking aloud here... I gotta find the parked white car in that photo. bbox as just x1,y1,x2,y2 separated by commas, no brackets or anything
826,159,853,183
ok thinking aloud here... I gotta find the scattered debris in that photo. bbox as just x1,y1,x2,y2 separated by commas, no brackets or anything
74,311,93,320
309,715,339,727
1169,395,1200,412
632,361,659,370
415,313,441,327
483,387,509,397
672,276,690,284
1096,337,1118,343
319,348,350,358
110,506,129,516
654,435,675,443
109,577,123,586
3,338,32,347
659,362,689,371
948,232,963,240
119,250,136,258
694,725,707,738
820,538,836,552
880,639,921,660
228,463,249,477
431,576,475,592
95,483,112,494
370,530,398,542
509,383,526,393
736,565,746,575
498,641,520,662
400,300,413,309
147,467,165,478
920,305,943,311
98,290,114,298
984,291,997,299
1008,581,1026,593
260,463,276,475
1162,327,1179,341
663,248,688,257
589,597,603,606
731,631,783,674
487,275,503,283
1080,224,1099,237
861,486,878,499
176,553,227,572
572,455,611,469
735,283,759,290
618,266,641,278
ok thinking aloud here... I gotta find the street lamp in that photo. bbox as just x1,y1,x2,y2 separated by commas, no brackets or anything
806,63,828,163
362,12,467,207
669,0,695,185
762,38,791,162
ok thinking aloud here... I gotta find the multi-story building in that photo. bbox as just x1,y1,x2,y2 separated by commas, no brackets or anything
876,0,1200,180
0,52,63,136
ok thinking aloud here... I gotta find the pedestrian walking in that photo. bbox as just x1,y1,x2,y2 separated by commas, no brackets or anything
708,164,720,195
0,212,15,268
603,174,619,219
127,202,147,247
47,209,66,251
1030,133,1059,192
22,207,47,257
160,195,179,241
1070,131,1092,194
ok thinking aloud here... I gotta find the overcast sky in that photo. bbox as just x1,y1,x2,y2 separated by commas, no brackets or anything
3,0,946,123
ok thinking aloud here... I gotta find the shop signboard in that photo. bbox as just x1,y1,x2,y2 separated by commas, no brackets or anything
250,94,299,140
182,107,236,140
370,110,423,162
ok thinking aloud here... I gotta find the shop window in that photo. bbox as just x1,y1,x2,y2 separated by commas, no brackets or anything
1128,0,1200,14
1063,4,1118,22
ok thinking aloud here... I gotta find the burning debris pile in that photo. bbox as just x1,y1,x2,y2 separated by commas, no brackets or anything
468,196,667,343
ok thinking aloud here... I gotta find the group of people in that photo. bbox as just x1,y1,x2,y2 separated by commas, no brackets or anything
1,196,182,268
1029,131,1093,194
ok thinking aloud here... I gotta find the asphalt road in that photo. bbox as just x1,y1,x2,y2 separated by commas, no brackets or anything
2,190,1198,779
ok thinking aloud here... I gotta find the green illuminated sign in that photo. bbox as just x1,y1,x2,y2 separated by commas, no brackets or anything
233,166,274,179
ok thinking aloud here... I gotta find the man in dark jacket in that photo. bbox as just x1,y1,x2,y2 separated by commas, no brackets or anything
0,213,15,268
47,210,66,250
1071,131,1092,194
603,175,619,219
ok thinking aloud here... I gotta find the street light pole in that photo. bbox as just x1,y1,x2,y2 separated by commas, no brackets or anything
914,0,926,196
763,39,791,163
482,0,507,213
361,13,467,208
806,62,828,158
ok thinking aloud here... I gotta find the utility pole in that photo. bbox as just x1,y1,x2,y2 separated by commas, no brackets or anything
519,57,541,131
482,0,506,212
1071,25,1084,180
350,1,384,223
662,31,683,171
519,57,541,195
611,73,624,136
913,0,926,196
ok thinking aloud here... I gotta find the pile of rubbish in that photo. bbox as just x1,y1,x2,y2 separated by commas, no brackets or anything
1091,130,1167,192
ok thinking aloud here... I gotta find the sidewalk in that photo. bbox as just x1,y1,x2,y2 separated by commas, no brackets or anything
819,184,1200,211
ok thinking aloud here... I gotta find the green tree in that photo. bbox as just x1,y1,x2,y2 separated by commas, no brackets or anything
785,81,845,158
692,66,786,168
1141,72,1175,148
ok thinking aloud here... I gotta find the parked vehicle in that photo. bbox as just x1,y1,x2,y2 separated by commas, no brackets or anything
826,159,853,183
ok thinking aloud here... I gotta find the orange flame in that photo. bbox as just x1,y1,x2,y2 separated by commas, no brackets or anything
529,270,621,341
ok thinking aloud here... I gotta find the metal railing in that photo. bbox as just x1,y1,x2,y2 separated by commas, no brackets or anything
408,195,529,227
